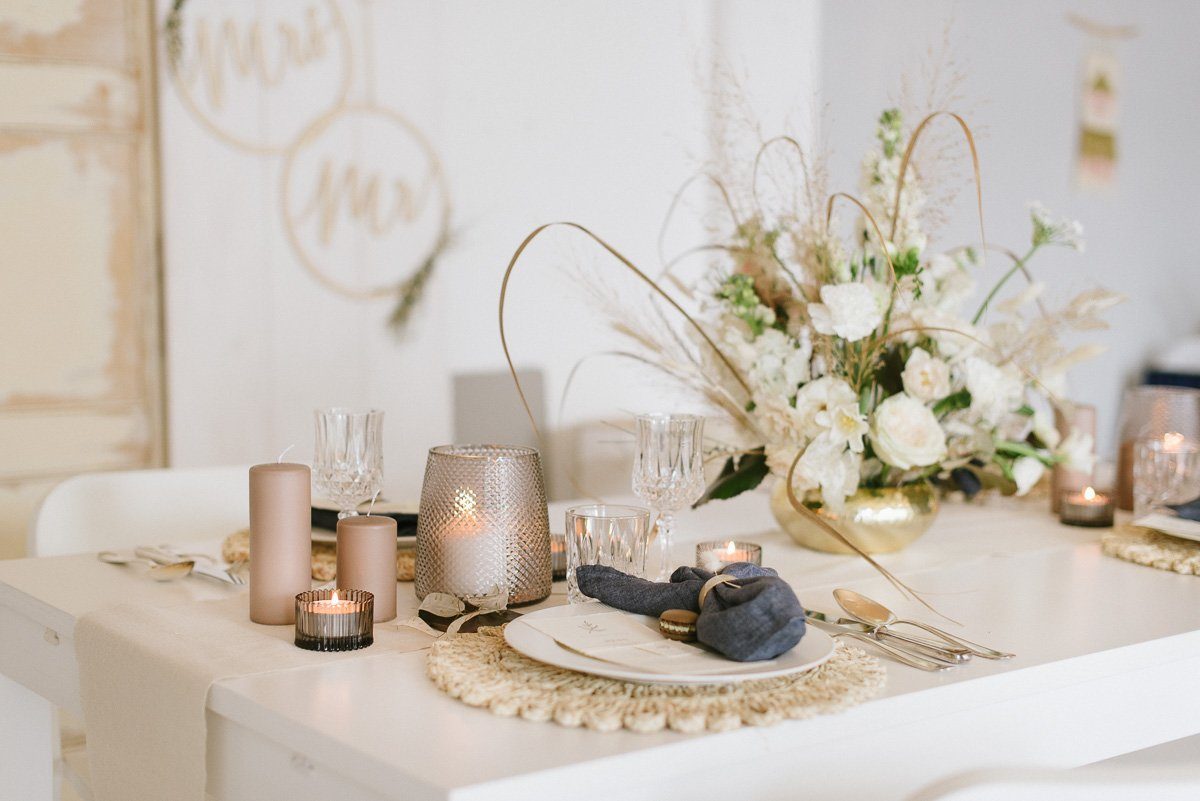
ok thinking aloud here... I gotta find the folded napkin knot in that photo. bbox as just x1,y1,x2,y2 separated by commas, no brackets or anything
575,562,807,662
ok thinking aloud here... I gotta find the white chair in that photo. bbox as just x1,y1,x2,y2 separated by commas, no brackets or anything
25,466,251,800
30,466,251,557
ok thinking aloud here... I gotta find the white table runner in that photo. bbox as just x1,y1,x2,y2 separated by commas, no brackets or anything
76,594,434,801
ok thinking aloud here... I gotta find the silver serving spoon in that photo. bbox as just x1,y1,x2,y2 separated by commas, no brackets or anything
98,551,195,582
834,588,1015,660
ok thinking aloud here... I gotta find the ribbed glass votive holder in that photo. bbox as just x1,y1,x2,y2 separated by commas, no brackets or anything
696,540,763,571
294,589,374,652
415,445,552,605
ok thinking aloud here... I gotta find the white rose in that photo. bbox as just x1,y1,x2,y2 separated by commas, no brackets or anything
808,283,883,342
901,347,951,402
871,393,948,469
964,356,1024,426
1012,456,1046,496
793,376,858,440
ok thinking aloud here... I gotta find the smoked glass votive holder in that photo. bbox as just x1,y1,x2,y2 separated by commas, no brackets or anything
696,540,763,571
294,589,374,652
1058,488,1115,528
415,445,552,605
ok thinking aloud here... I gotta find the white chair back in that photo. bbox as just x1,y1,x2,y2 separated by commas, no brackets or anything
30,466,251,556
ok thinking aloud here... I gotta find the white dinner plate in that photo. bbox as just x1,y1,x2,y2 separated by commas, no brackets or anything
504,603,834,685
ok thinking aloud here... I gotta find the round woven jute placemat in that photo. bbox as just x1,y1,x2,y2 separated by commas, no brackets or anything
426,626,886,734
1102,524,1200,575
221,529,415,582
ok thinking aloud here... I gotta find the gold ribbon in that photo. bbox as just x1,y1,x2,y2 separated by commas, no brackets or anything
698,573,739,608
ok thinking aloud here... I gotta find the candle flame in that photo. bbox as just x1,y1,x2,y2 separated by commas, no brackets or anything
330,589,339,602
724,540,736,554
1164,431,1187,451
1083,486,1096,501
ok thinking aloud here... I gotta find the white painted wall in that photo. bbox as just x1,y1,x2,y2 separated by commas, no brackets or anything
160,0,823,499
161,0,1193,503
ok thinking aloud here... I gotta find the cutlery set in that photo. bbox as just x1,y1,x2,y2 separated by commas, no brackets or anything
806,589,1014,671
99,546,247,586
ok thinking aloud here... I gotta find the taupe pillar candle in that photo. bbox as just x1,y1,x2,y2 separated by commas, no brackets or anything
337,516,397,622
249,463,312,624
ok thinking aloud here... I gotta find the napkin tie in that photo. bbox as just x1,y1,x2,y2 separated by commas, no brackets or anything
697,574,739,608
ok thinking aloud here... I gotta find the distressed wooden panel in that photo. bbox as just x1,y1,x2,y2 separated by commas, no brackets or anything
0,0,161,558
0,481,54,559
0,0,129,66
0,136,147,405
0,409,151,481
0,61,138,130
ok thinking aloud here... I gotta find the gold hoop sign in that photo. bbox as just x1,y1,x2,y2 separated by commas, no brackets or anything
167,0,352,155
165,0,452,307
281,103,450,300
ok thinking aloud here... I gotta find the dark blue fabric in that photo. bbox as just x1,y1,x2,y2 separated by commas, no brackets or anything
575,563,806,662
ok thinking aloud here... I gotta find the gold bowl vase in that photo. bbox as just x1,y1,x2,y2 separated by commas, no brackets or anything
769,480,939,555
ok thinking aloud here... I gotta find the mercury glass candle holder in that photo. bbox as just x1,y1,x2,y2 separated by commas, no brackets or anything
415,445,552,605
294,589,374,652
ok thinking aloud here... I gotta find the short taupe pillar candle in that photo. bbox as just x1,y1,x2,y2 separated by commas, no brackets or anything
337,515,398,622
249,463,312,624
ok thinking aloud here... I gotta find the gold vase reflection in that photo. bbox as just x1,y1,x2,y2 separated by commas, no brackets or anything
770,480,939,555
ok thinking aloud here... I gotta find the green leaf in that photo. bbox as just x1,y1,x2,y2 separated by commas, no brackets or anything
693,449,769,508
932,389,971,417
995,440,1055,466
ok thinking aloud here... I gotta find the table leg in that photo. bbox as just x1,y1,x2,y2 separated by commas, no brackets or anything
0,671,59,801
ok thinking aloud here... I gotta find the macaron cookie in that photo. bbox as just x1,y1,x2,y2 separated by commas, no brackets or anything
658,609,699,642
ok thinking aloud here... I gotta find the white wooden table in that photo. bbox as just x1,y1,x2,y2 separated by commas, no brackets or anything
3,492,1200,801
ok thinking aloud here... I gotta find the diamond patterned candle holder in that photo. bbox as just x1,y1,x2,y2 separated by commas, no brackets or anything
415,445,552,605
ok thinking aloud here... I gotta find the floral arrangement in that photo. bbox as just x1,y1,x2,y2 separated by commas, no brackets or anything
566,104,1119,514
683,108,1121,511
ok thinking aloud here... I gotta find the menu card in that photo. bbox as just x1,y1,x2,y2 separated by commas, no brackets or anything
525,610,773,675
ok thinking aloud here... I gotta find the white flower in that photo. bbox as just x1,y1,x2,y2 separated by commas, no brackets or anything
808,283,883,342
901,348,951,402
816,402,869,453
1027,393,1061,449
1056,430,1097,475
747,329,811,398
871,393,948,469
1012,456,1046,496
792,438,862,512
964,357,1025,426
793,376,858,440
1029,202,1085,252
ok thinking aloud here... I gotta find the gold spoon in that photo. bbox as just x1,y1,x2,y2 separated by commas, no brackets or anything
98,551,195,582
834,588,1015,660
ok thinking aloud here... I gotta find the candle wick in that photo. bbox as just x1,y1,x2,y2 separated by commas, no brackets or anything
277,443,296,463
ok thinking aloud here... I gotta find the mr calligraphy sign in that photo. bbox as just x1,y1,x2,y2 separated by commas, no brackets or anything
166,0,451,304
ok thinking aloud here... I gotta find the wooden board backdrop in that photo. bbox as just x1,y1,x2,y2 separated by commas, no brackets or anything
0,0,165,557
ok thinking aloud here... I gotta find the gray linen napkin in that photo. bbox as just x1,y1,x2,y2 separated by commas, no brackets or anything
575,563,806,661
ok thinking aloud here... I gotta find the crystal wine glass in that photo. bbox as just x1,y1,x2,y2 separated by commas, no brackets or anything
632,413,705,580
1133,432,1200,518
313,408,384,519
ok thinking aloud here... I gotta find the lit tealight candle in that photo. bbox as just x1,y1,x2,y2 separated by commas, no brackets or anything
1059,486,1114,528
696,540,763,571
294,588,374,651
